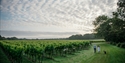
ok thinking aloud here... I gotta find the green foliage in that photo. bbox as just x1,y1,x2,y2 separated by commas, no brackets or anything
117,0,125,20
120,43,125,48
0,35,19,40
0,47,11,63
0,40,90,63
0,35,6,40
93,15,108,27
116,43,121,47
93,0,125,43
68,34,102,40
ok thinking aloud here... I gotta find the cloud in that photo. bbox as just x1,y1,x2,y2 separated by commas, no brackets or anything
0,0,118,24
0,0,118,38
0,30,79,38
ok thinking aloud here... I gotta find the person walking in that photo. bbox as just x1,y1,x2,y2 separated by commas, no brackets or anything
97,45,100,53
93,45,96,53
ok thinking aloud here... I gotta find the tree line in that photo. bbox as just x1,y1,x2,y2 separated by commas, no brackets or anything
68,34,102,40
93,0,125,43
0,35,18,40
0,34,102,40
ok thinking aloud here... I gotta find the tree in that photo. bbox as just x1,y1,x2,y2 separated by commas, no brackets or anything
68,34,83,39
93,0,125,43
93,15,110,37
68,33,101,40
93,15,125,42
7,37,18,40
0,35,6,40
117,0,125,20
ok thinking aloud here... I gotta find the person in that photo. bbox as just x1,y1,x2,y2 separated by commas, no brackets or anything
93,45,96,53
97,45,100,53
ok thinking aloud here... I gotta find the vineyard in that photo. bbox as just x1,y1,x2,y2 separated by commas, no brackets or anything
0,40,90,63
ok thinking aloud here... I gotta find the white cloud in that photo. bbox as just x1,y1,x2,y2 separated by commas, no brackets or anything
0,30,79,39
0,0,118,38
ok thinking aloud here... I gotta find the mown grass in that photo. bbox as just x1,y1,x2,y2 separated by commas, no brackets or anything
81,43,125,63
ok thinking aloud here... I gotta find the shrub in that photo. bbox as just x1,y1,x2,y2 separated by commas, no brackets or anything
111,42,116,45
120,43,125,48
116,43,121,47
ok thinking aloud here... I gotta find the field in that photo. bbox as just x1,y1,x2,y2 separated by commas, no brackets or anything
0,40,125,63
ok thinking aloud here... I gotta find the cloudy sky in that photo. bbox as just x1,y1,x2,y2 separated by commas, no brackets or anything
0,0,118,39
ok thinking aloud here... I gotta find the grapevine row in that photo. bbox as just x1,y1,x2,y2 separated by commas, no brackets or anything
0,40,90,63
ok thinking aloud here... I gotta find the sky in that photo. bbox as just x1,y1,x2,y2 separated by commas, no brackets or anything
0,0,118,39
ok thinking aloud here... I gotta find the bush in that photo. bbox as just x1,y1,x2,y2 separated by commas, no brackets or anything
109,42,112,44
116,43,121,47
111,42,116,45
120,43,125,48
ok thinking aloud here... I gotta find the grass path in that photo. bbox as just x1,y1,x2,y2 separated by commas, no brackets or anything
81,43,125,63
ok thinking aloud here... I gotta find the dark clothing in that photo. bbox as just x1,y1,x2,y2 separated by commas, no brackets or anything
93,45,96,53
94,48,96,53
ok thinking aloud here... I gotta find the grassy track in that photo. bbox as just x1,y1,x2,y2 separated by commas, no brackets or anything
81,42,125,63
